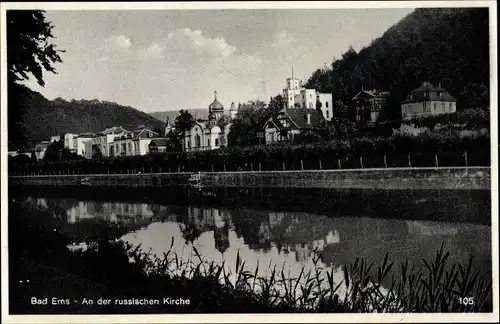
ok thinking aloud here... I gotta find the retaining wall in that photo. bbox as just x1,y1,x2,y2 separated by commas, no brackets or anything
8,167,491,190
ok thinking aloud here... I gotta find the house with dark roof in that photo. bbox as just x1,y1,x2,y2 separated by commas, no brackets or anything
263,108,325,144
351,87,390,125
148,138,170,153
401,82,456,120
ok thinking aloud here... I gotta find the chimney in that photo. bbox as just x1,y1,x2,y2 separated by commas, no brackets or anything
306,112,311,125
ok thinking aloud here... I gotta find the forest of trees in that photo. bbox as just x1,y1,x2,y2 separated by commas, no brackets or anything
305,8,490,120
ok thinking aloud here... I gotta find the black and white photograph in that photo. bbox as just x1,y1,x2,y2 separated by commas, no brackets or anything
1,1,498,323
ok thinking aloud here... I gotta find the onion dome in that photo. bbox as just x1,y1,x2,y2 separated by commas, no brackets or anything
209,90,224,111
229,102,237,112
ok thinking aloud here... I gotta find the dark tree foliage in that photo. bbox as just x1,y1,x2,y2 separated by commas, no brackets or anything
7,10,65,150
228,100,271,147
7,10,64,87
304,8,490,120
268,95,285,116
175,110,195,136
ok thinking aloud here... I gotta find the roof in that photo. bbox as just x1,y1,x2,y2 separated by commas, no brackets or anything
402,82,456,104
101,126,129,135
132,128,159,139
284,108,324,129
209,92,224,111
352,89,390,101
149,138,169,146
265,108,325,130
229,102,237,112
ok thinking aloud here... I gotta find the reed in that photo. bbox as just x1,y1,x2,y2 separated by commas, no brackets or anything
119,239,491,313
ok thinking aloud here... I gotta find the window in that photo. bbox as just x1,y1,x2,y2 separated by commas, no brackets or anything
326,110,329,118
449,103,452,111
208,138,210,146
215,138,219,146
326,102,329,108
442,103,445,111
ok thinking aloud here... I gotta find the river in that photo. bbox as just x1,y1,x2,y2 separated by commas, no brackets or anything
9,185,492,295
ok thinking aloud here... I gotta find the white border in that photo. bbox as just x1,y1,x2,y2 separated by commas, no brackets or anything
1,1,498,323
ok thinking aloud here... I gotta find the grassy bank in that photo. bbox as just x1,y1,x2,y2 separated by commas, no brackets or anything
8,201,492,314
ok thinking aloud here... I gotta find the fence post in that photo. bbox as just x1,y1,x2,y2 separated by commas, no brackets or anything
259,162,262,171
159,167,162,173
282,162,285,171
435,154,439,168
223,164,226,172
300,160,304,170
211,164,214,172
408,153,412,168
464,151,468,166
319,160,322,170
338,159,342,169
384,155,388,168
251,163,254,171
360,156,364,169
178,165,180,173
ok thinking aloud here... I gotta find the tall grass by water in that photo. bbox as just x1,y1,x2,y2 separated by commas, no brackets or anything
118,239,492,313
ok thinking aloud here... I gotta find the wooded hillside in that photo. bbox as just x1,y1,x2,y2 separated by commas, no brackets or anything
305,8,490,120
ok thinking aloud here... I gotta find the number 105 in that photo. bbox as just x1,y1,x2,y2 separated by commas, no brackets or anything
459,297,474,305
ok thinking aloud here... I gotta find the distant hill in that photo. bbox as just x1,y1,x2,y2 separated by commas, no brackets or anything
305,8,490,119
150,109,209,123
8,84,164,150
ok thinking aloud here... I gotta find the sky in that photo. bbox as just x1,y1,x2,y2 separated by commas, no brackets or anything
23,8,414,113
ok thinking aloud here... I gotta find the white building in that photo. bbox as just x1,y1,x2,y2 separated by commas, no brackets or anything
84,126,129,158
34,141,50,160
111,127,160,157
63,133,78,152
50,135,61,143
73,133,94,157
282,76,333,121
401,82,457,120
182,91,233,152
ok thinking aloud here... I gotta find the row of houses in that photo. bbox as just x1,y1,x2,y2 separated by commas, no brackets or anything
31,125,171,161
262,80,457,145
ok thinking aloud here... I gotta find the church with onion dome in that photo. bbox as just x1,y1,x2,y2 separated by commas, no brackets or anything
181,91,239,152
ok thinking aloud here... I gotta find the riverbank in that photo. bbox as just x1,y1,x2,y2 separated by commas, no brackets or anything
8,166,491,190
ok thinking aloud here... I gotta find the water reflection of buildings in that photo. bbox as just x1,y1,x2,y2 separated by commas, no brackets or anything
184,207,233,254
66,201,154,224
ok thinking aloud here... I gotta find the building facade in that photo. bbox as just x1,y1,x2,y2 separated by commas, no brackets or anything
401,82,457,120
84,126,129,158
351,88,390,125
181,91,234,152
111,127,159,157
72,133,94,157
282,77,333,121
263,108,325,144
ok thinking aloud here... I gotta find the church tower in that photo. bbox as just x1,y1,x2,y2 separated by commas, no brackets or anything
208,90,224,121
